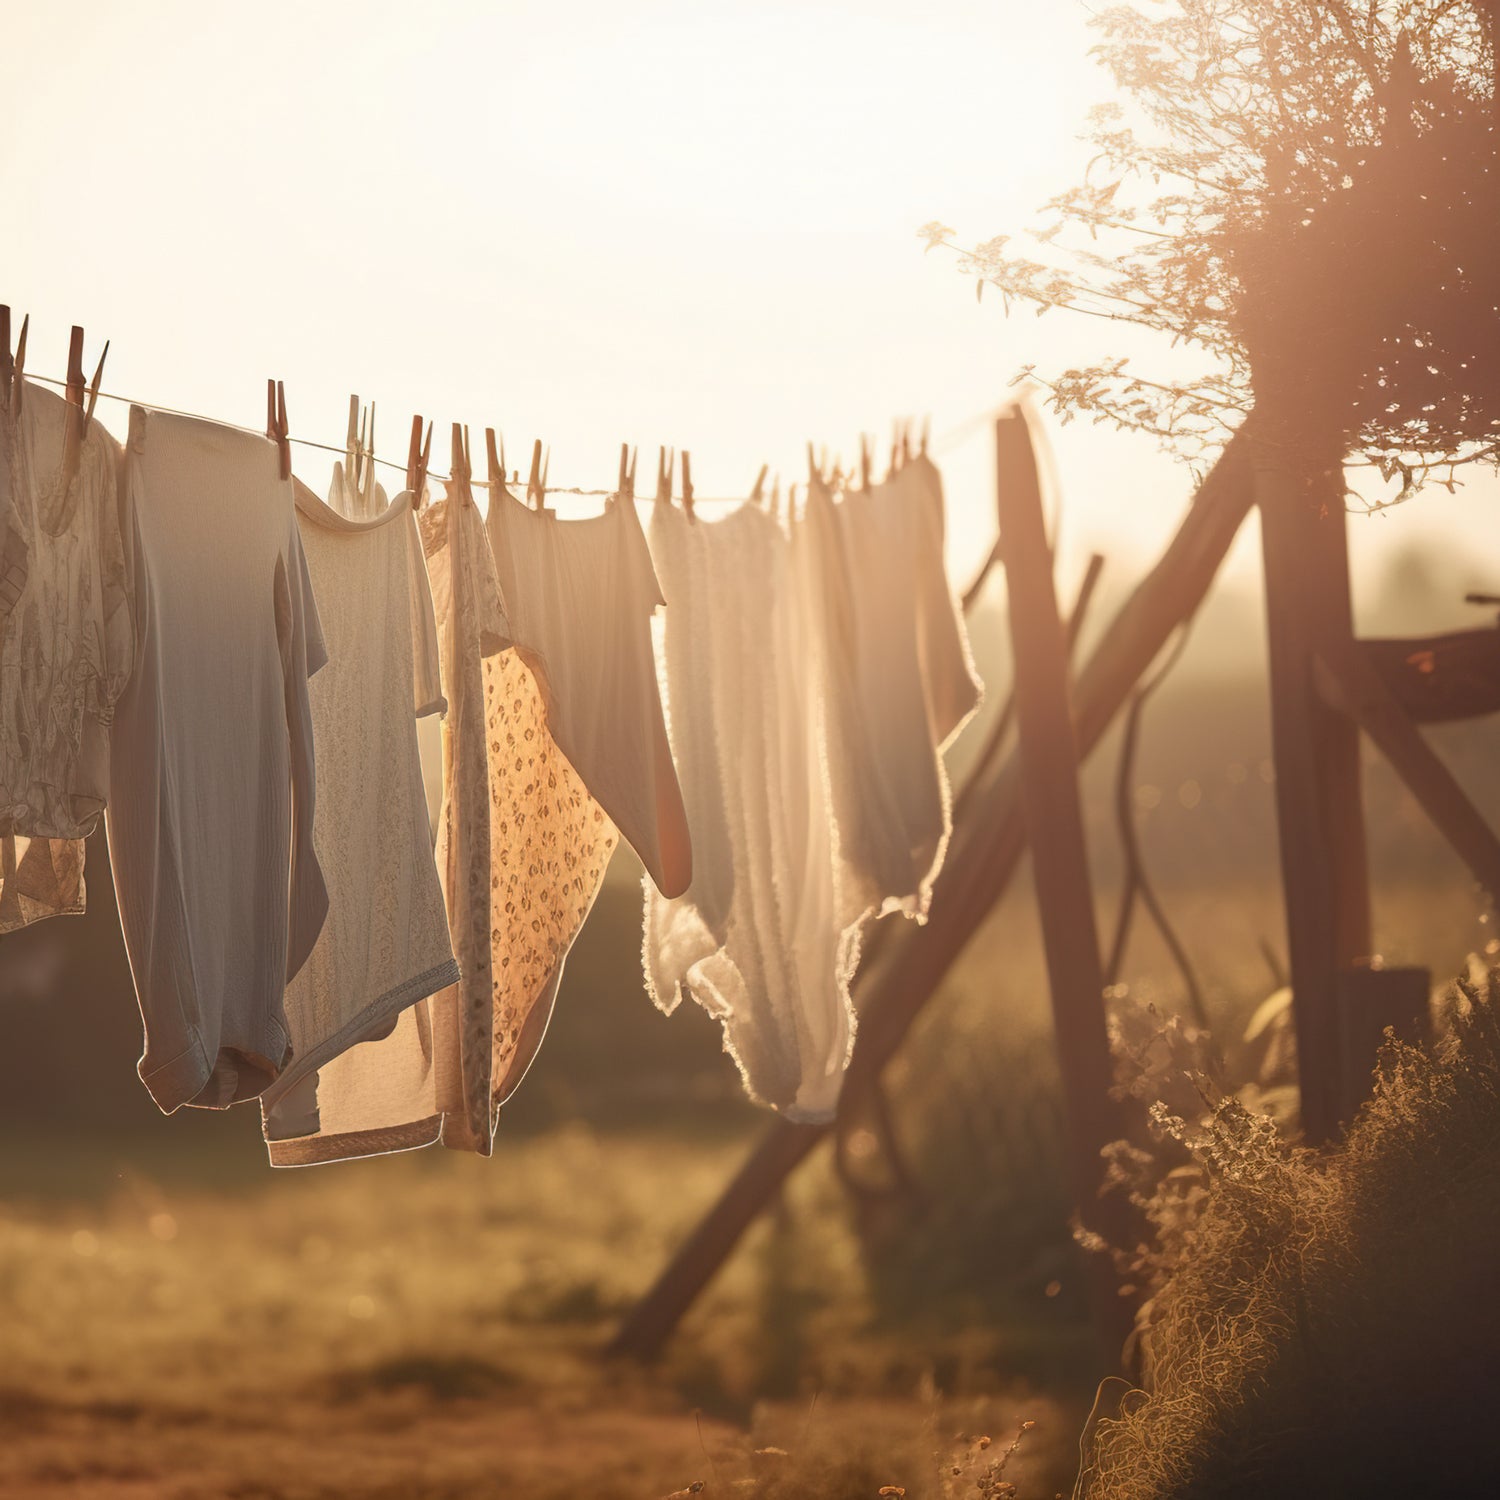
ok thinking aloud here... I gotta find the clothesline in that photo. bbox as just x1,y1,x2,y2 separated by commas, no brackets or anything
20,369,999,504
2,359,986,1166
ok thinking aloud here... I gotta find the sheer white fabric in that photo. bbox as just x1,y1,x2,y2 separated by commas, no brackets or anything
643,498,859,1123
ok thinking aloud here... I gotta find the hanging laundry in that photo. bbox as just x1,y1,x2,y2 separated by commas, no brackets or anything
487,482,691,901
265,469,502,1165
0,380,133,929
257,467,456,1152
323,461,444,715
903,445,986,747
105,408,328,1113
796,456,981,929
643,493,858,1122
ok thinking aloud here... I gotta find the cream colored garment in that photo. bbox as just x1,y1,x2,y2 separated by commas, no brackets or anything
105,407,328,1114
268,484,500,1165
258,474,456,1151
644,498,858,1122
322,463,444,715
1,381,133,928
485,483,690,899
902,452,985,746
798,462,982,926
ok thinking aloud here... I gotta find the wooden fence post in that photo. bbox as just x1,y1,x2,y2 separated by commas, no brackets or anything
1256,442,1372,1143
994,408,1134,1355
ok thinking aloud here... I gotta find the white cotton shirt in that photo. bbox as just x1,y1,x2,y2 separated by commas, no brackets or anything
644,497,858,1122
1,381,134,930
105,407,329,1114
257,473,457,1151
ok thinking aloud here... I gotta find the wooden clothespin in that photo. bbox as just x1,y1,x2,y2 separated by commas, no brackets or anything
616,442,638,503
85,342,107,427
655,445,675,505
266,379,292,480
450,421,474,505
6,312,27,416
769,474,782,521
361,402,377,511
919,415,930,458
0,306,12,406
858,434,873,491
65,326,85,409
346,395,361,481
526,439,548,511
681,450,695,522
806,441,819,485
485,427,505,500
750,463,768,505
61,327,105,490
406,415,432,507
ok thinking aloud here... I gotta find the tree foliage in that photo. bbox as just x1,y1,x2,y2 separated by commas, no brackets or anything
928,1,1500,496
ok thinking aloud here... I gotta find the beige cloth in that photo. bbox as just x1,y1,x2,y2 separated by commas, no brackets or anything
798,461,981,927
322,463,444,715
105,407,328,1114
258,474,456,1151
0,835,86,932
486,484,690,900
1,381,133,929
644,497,859,1121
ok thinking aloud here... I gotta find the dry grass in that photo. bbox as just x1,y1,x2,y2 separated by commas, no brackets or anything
0,1124,1078,1499
1076,974,1500,1500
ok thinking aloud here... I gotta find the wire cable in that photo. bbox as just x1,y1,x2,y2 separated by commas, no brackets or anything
20,369,1002,505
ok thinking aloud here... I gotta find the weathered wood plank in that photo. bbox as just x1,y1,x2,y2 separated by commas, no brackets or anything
993,408,1132,1354
1257,448,1371,1144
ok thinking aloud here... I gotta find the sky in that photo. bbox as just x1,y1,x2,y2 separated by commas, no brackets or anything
4,0,1497,627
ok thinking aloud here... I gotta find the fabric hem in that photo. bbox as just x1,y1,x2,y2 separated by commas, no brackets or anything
0,899,86,935
261,954,461,1113
267,1113,444,1168
138,1031,214,1115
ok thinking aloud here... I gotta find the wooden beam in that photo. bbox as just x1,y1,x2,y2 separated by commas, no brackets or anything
993,408,1133,1354
1360,627,1500,724
607,425,1257,1363
1316,643,1500,902
1256,446,1371,1144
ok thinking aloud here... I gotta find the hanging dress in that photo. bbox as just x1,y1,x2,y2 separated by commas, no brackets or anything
0,380,133,930
643,495,858,1121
